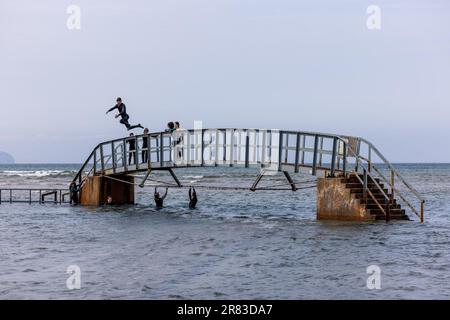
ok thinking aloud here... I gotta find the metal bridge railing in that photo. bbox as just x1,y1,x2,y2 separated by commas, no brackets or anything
350,137,425,222
73,129,349,183
0,188,70,204
71,128,425,222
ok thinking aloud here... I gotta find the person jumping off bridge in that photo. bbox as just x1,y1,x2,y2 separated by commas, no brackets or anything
106,97,143,131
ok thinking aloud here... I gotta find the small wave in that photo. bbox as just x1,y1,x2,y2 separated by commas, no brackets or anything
182,175,204,179
0,170,76,177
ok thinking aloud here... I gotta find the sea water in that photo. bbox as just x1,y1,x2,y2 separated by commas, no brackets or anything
0,163,449,299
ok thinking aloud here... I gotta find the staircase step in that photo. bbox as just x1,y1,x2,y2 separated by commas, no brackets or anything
362,200,397,207
374,213,409,221
345,182,384,189
353,194,395,203
350,188,390,195
365,203,401,210
346,175,381,182
368,208,406,216
341,174,410,221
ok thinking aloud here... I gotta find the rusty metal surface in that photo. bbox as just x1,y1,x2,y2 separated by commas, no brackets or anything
317,177,372,221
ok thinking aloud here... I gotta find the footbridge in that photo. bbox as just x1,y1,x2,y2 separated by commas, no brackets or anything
72,128,425,222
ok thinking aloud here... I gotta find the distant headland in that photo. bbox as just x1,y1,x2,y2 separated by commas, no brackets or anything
0,151,15,164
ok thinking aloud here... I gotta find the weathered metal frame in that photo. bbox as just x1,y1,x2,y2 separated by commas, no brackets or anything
0,188,71,204
70,128,425,222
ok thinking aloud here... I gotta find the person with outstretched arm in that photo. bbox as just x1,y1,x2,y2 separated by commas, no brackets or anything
189,187,197,209
106,97,143,131
154,187,168,208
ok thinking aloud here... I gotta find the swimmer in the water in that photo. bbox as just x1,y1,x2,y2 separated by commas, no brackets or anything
154,187,168,208
189,187,197,209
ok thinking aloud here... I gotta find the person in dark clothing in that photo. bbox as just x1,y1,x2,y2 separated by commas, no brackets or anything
106,97,143,131
69,182,80,205
142,128,149,163
154,187,168,208
165,122,175,133
189,187,197,209
127,133,136,165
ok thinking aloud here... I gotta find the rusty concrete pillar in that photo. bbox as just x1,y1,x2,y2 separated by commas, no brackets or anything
316,177,372,221
79,175,134,206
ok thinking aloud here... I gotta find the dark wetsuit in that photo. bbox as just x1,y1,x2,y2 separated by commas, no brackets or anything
127,138,136,165
154,188,168,208
69,183,80,205
189,187,197,208
142,135,148,163
107,103,142,130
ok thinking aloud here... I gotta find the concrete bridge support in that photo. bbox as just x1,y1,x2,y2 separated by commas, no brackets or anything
316,177,372,221
79,175,134,206
317,176,408,221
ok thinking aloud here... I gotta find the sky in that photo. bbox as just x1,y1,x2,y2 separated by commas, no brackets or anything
0,0,449,163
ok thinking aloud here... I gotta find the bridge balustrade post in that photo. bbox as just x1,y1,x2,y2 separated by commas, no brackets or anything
237,130,242,162
201,129,205,166
252,130,257,163
277,131,283,171
312,135,319,176
122,138,127,171
294,133,300,173
93,150,97,175
229,129,234,166
363,169,367,203
421,201,424,223
147,134,151,169
330,137,337,177
301,135,306,165
342,141,347,176
245,133,250,168
261,130,266,165
100,144,105,174
284,134,289,164
155,136,159,162
159,134,164,167
222,130,226,163
390,169,395,203
135,135,139,169
111,141,116,173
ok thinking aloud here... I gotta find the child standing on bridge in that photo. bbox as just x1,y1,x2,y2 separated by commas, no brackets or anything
127,133,136,165
141,128,149,163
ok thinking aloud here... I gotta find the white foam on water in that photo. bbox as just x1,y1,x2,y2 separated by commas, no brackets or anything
0,170,74,177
